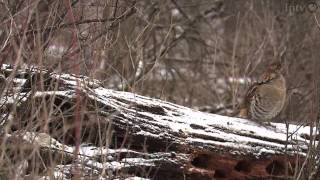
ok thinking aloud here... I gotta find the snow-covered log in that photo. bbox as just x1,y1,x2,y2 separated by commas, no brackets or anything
0,64,315,179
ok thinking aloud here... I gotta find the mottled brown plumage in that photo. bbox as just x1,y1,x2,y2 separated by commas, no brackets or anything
239,62,286,121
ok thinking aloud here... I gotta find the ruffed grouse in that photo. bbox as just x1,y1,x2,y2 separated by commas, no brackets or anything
239,62,286,121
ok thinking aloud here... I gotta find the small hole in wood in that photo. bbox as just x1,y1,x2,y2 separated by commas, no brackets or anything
234,160,252,173
214,169,227,178
266,160,285,175
191,154,210,168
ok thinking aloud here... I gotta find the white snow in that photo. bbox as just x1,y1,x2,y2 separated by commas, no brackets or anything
46,45,66,58
91,87,313,156
21,132,73,152
171,9,180,16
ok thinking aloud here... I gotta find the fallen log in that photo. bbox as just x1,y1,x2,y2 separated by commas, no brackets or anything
0,64,315,180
